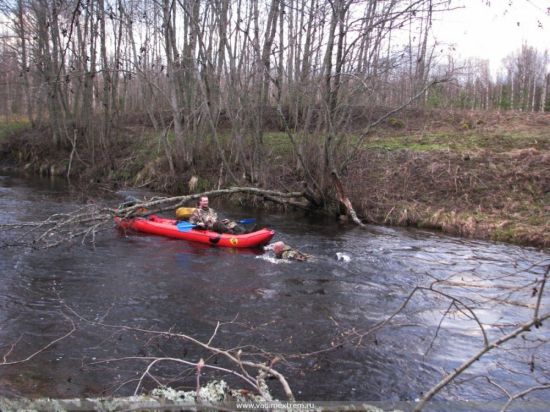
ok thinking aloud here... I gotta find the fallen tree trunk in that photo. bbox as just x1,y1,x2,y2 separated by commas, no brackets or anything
1,187,308,249
118,187,308,218
331,171,365,227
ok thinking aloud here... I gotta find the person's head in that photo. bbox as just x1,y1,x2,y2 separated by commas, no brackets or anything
272,241,286,257
198,196,209,210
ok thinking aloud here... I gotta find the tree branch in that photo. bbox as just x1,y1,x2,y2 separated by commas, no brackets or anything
414,311,550,411
0,313,76,366
64,305,294,400
340,78,450,171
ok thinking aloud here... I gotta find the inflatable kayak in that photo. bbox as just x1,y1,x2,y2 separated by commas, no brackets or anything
115,215,275,248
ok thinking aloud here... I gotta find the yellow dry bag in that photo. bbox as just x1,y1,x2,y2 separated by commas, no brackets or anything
175,207,196,220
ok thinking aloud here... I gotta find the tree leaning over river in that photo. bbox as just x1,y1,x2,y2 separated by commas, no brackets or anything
0,187,306,248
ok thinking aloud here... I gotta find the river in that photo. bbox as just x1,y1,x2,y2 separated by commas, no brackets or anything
0,173,548,408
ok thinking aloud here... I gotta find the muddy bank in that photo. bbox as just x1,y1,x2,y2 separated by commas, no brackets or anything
1,111,548,248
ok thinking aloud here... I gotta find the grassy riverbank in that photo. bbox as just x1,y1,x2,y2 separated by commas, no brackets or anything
0,116,29,141
1,110,548,248
348,112,549,247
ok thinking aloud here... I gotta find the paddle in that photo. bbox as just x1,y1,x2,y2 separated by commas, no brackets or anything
177,218,256,232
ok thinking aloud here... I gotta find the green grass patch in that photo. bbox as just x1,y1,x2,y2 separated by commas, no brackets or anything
364,133,452,151
263,131,295,155
225,130,302,158
146,127,548,156
364,130,549,152
470,132,548,151
365,139,448,151
143,128,548,155
0,119,30,140
492,225,518,243
165,131,176,144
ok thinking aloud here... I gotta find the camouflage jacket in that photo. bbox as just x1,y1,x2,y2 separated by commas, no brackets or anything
280,246,309,261
189,207,218,229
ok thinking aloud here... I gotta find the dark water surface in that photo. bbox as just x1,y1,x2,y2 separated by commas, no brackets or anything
0,173,549,404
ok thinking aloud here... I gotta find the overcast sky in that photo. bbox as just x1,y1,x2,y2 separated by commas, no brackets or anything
432,0,550,73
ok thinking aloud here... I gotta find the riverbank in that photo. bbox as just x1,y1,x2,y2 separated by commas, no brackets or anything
1,110,548,248
350,111,549,248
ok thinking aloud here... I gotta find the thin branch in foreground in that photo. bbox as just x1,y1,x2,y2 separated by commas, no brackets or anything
354,286,489,348
423,301,454,357
533,265,549,325
413,311,550,411
500,384,550,412
0,313,76,366
64,304,294,401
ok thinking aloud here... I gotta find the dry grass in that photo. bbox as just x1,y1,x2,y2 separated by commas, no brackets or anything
347,114,549,248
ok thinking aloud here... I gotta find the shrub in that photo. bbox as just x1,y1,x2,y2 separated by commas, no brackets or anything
388,117,405,129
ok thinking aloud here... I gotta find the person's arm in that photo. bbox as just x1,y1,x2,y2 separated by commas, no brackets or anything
190,210,206,229
210,209,218,223
203,209,218,228
189,210,199,224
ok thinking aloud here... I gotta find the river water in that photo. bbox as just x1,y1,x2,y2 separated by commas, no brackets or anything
0,173,549,406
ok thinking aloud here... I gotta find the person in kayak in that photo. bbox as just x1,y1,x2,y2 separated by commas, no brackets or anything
271,241,310,261
189,196,247,234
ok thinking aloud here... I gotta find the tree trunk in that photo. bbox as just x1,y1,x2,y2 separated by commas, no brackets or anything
99,0,112,152
17,0,34,126
162,0,186,165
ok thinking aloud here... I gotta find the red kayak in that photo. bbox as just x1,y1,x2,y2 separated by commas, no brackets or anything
115,215,275,248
